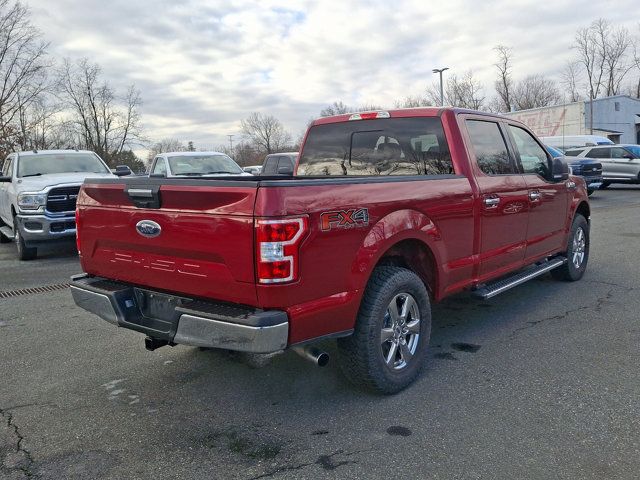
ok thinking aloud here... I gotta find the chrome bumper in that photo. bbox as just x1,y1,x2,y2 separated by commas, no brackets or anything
16,213,76,242
70,274,288,354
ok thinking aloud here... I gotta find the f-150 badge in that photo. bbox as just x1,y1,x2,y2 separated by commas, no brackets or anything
320,208,369,231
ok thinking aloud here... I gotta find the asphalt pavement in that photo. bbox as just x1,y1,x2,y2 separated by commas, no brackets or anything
1,186,640,480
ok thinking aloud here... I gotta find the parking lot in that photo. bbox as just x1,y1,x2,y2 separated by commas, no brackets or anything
1,186,639,480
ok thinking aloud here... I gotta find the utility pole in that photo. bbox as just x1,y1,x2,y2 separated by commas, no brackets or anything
432,67,449,107
227,134,234,152
589,87,594,135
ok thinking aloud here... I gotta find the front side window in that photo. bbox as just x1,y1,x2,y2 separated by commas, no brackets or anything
466,120,515,175
167,154,242,176
298,117,453,176
610,147,631,159
17,153,109,177
508,125,550,179
151,158,167,175
2,157,12,176
624,145,640,157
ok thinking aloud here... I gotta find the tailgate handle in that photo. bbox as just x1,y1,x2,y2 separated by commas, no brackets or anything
126,185,162,209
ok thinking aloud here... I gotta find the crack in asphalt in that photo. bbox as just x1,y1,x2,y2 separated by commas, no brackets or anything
509,289,615,338
0,406,35,478
248,449,359,479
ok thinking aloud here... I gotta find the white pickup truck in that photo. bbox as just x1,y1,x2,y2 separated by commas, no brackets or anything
0,150,118,260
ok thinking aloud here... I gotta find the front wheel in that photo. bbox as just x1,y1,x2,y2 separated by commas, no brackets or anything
14,217,37,261
338,266,432,394
599,182,610,189
551,214,589,281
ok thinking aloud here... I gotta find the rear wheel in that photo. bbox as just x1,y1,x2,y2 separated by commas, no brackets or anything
599,182,610,189
551,214,589,281
14,217,37,261
338,266,431,394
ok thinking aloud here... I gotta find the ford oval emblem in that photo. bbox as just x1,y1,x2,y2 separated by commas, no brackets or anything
136,220,161,238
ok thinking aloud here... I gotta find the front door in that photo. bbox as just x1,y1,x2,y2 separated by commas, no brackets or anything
463,118,530,280
506,124,568,262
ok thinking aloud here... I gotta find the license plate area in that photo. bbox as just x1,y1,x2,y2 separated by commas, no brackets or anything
117,288,190,339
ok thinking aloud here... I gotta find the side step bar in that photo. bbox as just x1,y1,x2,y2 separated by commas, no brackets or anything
473,257,567,300
0,225,14,240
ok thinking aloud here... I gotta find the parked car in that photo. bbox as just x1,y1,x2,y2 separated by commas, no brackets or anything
564,144,640,188
540,135,614,151
70,108,589,393
0,150,117,260
260,152,297,175
148,151,251,177
243,165,262,175
545,145,602,196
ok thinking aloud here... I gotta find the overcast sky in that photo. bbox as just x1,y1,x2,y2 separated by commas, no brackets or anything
27,0,640,153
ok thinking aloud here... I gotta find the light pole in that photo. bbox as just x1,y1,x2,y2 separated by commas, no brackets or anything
432,67,449,107
227,134,234,152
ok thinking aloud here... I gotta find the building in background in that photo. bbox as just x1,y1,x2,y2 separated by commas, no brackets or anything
504,95,640,144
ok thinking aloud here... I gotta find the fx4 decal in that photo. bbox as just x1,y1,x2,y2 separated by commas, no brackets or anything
320,208,370,231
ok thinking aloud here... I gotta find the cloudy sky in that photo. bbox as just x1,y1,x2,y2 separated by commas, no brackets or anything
27,0,640,153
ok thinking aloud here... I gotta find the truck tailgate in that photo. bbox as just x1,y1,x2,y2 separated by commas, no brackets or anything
77,180,258,305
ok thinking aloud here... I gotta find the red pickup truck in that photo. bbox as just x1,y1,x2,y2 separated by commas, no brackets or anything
70,108,590,393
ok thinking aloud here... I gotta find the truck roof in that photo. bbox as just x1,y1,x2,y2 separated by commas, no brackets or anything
161,151,228,157
310,107,510,127
15,149,97,157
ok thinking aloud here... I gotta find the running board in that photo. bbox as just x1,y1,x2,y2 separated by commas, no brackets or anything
473,257,567,300
0,226,14,240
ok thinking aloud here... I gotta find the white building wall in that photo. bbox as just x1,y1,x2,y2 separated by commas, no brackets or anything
505,103,586,137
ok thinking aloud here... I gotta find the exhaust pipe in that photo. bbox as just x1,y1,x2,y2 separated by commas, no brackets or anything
292,345,330,367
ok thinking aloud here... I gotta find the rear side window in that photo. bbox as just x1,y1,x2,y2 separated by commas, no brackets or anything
466,120,515,175
297,117,453,176
564,150,583,157
508,125,550,178
2,157,12,176
587,148,609,159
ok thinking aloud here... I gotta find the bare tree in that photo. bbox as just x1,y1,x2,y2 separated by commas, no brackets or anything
319,100,350,117
574,19,632,100
512,74,561,110
560,61,583,103
493,45,514,112
146,138,185,163
427,71,485,110
56,58,143,166
0,0,50,155
241,112,291,154
394,95,432,108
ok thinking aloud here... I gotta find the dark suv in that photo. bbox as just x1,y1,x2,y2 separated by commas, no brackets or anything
546,146,603,196
260,152,298,175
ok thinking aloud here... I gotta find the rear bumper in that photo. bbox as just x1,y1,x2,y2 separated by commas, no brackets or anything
70,274,288,353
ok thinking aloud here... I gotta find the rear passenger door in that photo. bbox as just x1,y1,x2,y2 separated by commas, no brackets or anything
463,118,530,279
506,124,568,261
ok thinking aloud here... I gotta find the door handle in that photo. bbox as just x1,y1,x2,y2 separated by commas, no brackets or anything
529,190,541,201
483,196,500,208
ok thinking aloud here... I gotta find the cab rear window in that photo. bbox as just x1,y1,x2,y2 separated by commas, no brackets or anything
297,117,453,176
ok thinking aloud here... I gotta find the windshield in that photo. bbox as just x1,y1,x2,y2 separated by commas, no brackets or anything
18,153,109,177
625,146,640,157
168,154,242,175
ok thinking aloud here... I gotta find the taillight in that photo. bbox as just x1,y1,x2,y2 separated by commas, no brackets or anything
256,217,308,284
75,208,81,255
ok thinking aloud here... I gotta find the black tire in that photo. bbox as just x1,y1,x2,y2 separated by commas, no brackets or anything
599,182,610,189
0,222,10,243
14,217,37,261
551,214,589,281
338,266,431,394
587,189,594,197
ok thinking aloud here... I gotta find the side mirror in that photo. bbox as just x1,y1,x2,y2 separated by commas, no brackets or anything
114,165,132,176
0,176,11,182
551,158,569,182
277,165,293,175
623,154,634,160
